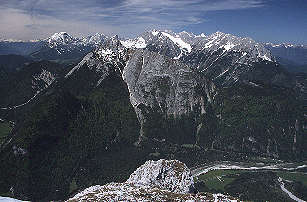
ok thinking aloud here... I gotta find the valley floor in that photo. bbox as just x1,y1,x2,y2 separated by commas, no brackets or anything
193,160,307,202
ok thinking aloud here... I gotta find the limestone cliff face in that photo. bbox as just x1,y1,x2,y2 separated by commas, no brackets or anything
123,49,217,116
63,30,303,158
67,38,218,142
122,49,217,140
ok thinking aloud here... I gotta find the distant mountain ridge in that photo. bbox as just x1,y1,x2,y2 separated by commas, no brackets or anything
118,30,291,87
121,30,274,64
2,30,306,69
264,42,307,73
0,32,107,62
0,32,107,48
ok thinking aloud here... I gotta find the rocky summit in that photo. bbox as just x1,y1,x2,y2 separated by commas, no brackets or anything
67,160,239,202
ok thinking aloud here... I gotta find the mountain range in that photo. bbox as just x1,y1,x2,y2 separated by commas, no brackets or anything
0,29,306,201
1,31,307,70
0,32,106,63
265,43,307,65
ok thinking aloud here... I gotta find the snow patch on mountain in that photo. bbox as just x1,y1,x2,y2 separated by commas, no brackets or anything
152,30,160,36
65,36,129,86
198,31,274,63
0,197,28,202
97,48,113,57
48,32,75,47
161,32,192,53
83,33,106,46
260,54,272,62
46,32,107,57
265,43,306,49
120,37,147,49
223,42,236,51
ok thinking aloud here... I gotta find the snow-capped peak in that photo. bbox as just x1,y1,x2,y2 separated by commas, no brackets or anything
161,31,192,53
82,33,106,45
179,31,195,38
47,32,107,48
48,32,74,45
200,31,274,62
0,37,42,43
131,29,274,62
0,39,26,43
265,42,306,49
120,37,147,49
152,29,160,36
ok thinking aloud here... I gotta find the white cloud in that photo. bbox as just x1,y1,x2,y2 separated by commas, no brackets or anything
0,7,119,40
0,0,264,39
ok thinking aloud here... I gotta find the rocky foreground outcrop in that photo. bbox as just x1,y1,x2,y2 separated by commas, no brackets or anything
67,159,239,201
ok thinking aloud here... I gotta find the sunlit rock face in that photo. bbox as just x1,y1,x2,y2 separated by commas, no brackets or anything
67,159,239,202
64,29,300,157
122,48,216,116
126,159,194,193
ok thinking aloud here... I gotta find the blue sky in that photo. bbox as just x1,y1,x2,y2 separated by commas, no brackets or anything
0,0,306,44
